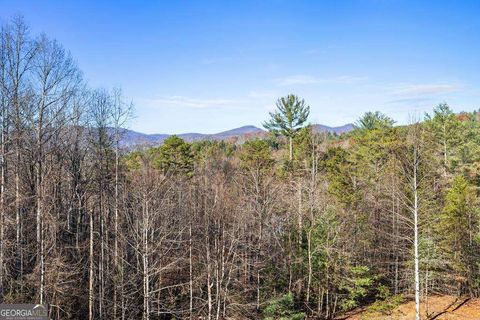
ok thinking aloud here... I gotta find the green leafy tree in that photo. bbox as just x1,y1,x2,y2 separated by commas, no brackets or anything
150,135,194,176
425,103,460,176
191,140,235,164
355,111,395,131
263,94,310,161
439,175,480,293
292,126,327,170
452,113,480,179
321,147,358,207
123,150,143,170
340,266,375,311
303,205,342,312
263,292,305,320
239,139,274,171
367,285,404,316
351,117,399,186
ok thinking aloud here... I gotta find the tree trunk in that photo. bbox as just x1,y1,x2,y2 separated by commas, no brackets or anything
298,181,302,244
89,208,94,320
207,230,212,320
189,222,193,319
0,109,5,302
36,137,44,304
143,200,150,320
443,123,448,177
114,134,119,320
289,136,293,161
413,145,420,320
306,229,312,304
15,147,22,290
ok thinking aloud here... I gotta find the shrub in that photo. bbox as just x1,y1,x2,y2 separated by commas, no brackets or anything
263,292,305,320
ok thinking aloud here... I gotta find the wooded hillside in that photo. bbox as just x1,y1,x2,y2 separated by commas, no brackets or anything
1,17,479,320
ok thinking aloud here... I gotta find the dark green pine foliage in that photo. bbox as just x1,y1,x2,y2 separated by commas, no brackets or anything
438,175,480,294
263,94,310,161
150,135,194,176
355,111,395,131
239,139,274,171
425,103,461,176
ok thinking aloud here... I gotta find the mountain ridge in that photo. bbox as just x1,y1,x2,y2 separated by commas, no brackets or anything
119,123,354,148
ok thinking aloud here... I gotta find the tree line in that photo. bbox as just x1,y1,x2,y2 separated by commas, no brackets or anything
1,16,480,320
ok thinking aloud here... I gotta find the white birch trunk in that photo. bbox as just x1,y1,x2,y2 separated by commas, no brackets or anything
413,145,420,320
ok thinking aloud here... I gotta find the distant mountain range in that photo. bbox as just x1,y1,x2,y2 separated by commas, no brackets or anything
119,123,354,148
311,124,355,135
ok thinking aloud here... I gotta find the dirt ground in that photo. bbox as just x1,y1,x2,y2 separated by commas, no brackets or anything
337,295,480,320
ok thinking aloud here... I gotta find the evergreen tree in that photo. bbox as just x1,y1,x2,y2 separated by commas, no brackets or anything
239,139,274,171
150,135,194,176
439,175,480,294
263,94,310,161
425,103,460,177
355,111,395,131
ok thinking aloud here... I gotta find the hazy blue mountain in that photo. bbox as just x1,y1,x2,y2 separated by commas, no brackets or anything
312,123,355,135
118,124,353,148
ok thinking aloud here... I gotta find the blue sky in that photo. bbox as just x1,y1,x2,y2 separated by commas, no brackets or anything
1,0,480,134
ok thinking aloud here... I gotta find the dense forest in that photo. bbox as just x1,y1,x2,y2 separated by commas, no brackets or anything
1,16,479,320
